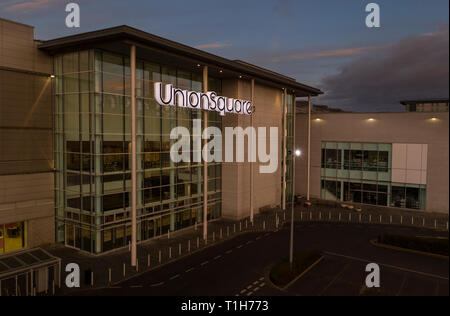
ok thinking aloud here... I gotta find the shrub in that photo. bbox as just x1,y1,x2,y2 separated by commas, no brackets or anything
270,249,321,287
379,234,449,256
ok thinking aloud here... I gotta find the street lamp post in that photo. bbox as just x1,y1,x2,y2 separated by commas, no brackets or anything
289,149,301,269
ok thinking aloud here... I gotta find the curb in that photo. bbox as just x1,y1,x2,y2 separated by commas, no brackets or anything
369,239,449,260
264,255,324,293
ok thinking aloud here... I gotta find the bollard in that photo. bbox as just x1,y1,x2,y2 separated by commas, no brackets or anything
227,226,230,237
52,280,55,296
339,213,341,221
434,220,437,229
168,230,170,239
123,263,126,277
213,232,215,242
195,221,197,231
246,220,248,229
159,250,162,263
240,222,242,232
400,216,403,225
197,237,200,248
220,228,223,239
390,216,392,224
188,240,191,252
379,215,382,223
319,212,321,221
310,212,312,221
301,212,303,221
91,271,94,287
148,255,151,267
234,224,236,233
263,221,266,230
108,268,112,283
359,214,362,223
329,212,332,221
412,217,414,225
423,218,425,227
179,243,182,255
284,212,286,221
136,260,139,272
447,221,449,231
169,247,172,259
369,215,372,223
349,213,351,222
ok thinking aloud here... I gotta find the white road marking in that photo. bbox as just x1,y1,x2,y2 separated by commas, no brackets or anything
323,251,449,281
185,267,195,273
201,261,209,266
226,250,233,254
130,285,143,288
170,274,180,280
214,255,222,260
150,282,164,287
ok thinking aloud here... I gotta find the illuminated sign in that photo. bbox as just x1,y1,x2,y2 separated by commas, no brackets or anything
154,82,252,116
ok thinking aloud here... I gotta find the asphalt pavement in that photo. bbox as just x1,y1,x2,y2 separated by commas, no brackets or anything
73,222,449,296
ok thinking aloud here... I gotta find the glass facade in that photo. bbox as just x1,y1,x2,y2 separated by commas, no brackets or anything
321,142,426,210
282,93,295,203
0,222,26,254
54,50,223,253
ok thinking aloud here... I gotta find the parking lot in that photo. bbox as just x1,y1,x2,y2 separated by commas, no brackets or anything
284,251,449,296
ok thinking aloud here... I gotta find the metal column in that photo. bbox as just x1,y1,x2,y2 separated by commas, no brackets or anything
130,44,137,267
203,66,208,240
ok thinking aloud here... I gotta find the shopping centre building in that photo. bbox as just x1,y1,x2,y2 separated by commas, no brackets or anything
295,102,449,214
0,18,321,255
0,18,448,257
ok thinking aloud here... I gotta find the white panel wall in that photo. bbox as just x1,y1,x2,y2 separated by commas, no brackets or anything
392,143,428,185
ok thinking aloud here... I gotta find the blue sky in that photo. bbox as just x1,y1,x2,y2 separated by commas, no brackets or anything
1,0,448,111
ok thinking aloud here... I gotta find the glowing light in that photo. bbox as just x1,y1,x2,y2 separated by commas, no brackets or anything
295,149,302,157
50,75,55,78
314,118,322,122
367,118,375,122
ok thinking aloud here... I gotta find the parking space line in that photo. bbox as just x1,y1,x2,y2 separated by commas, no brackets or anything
185,267,195,273
324,251,449,281
201,261,209,266
319,262,351,296
150,282,164,287
170,274,180,280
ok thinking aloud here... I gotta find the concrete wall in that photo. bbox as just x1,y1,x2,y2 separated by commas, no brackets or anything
295,112,449,214
221,79,283,220
0,18,54,250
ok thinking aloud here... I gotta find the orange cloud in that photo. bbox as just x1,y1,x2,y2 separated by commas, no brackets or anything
194,42,231,50
2,0,61,14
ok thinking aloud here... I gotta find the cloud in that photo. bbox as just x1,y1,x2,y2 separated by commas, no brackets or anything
269,45,378,63
194,42,232,50
1,0,61,14
317,28,449,112
274,0,292,18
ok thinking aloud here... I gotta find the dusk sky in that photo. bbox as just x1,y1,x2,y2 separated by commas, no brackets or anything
1,0,448,112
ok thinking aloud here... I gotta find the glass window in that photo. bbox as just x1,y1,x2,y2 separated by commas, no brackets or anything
391,186,406,208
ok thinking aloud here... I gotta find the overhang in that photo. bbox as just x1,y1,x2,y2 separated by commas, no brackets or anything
39,25,323,97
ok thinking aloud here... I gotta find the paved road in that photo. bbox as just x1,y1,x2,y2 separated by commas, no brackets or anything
74,223,448,296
